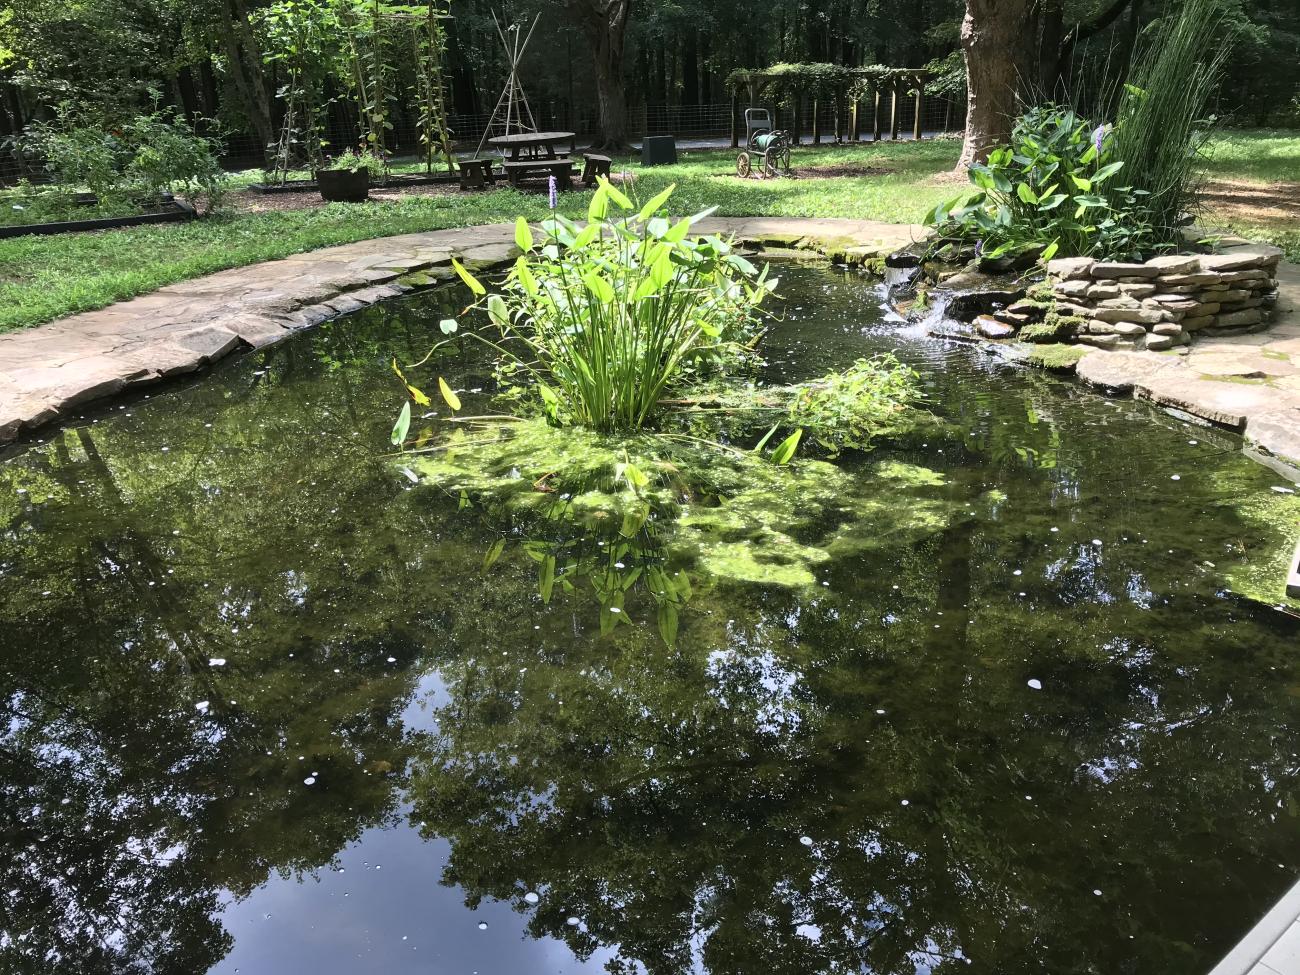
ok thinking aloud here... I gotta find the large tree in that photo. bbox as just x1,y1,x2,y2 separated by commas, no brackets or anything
564,0,631,151
956,0,1033,168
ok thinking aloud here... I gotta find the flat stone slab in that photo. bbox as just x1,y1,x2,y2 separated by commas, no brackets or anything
0,217,923,446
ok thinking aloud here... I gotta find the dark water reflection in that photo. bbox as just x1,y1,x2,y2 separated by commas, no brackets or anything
1,264,1298,975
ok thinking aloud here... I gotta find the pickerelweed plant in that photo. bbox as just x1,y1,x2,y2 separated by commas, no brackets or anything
390,179,921,467
926,105,1160,263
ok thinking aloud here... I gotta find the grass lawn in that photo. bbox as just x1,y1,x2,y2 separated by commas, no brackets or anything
0,131,1296,333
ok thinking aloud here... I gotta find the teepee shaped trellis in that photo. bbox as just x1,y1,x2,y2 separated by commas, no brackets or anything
474,12,541,159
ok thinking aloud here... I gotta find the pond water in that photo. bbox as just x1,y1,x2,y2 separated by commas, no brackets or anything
2,262,1300,975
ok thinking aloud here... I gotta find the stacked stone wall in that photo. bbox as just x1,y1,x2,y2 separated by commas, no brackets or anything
1044,250,1280,351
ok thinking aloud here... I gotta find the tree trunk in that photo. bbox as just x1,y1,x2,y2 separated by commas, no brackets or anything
222,0,276,159
566,0,632,152
956,0,1033,169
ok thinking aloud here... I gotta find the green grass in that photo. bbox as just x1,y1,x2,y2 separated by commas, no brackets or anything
3,132,1298,333
0,139,959,333
1203,130,1300,183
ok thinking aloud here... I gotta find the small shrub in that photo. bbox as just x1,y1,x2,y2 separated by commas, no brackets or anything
321,147,387,176
926,104,1159,261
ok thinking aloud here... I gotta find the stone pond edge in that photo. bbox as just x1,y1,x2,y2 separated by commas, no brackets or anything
1,216,1297,478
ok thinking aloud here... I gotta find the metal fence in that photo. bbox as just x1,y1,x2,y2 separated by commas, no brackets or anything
0,95,967,185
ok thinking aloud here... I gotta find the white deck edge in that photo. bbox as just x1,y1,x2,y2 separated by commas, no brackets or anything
1210,878,1300,975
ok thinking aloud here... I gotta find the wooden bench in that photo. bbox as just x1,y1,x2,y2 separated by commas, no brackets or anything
502,158,576,191
582,153,612,185
458,158,496,190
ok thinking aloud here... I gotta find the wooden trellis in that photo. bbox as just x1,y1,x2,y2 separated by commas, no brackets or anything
727,65,933,148
474,12,541,159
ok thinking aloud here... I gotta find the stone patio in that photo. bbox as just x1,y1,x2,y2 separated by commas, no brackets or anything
0,216,1298,477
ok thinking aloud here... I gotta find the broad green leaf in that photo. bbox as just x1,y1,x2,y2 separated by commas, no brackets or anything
600,176,633,210
583,271,615,303
572,222,600,248
514,216,534,252
487,294,509,328
451,258,485,295
588,184,609,222
664,218,691,243
539,555,556,603
1040,240,1060,262
1016,182,1037,205
1070,174,1092,191
638,183,675,220
390,400,411,446
439,318,459,335
483,537,506,569
770,428,803,465
1092,160,1124,183
438,377,461,411
515,258,538,296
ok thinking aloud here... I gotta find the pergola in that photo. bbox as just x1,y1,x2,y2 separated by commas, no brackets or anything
727,64,933,146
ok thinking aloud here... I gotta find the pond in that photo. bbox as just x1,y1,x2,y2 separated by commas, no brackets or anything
2,262,1299,975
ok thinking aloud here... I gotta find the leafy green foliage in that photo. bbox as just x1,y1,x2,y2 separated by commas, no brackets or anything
786,355,922,456
22,109,228,211
926,104,1158,261
460,180,777,433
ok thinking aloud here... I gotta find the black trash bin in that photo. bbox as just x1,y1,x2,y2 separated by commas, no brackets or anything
642,135,678,166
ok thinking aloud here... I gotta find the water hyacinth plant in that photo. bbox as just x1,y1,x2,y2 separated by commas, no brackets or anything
449,178,777,433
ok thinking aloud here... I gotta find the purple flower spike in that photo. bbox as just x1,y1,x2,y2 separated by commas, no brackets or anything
1093,124,1107,155
548,175,558,210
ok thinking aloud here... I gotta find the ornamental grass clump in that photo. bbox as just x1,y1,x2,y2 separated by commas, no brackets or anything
452,179,776,433
1111,0,1231,242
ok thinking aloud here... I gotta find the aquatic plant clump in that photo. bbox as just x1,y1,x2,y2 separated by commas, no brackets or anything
452,180,777,433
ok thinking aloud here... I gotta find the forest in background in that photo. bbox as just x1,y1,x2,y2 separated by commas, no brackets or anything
0,0,1297,163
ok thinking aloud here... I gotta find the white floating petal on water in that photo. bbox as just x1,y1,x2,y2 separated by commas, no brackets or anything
209,658,226,667
387,656,397,663
900,799,910,806
1013,570,1022,576
1272,486,1296,494
303,776,316,785
1092,539,1103,546
608,607,621,614
1093,889,1102,896
566,917,580,927
1170,474,1181,481
1027,679,1043,690
799,835,813,846
477,922,488,930
1050,527,1059,533
195,700,210,712
400,468,419,483
524,891,540,905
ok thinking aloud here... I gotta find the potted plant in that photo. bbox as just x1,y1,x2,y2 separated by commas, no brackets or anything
316,148,382,202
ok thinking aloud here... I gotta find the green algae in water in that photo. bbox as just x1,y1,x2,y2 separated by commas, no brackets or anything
404,418,962,595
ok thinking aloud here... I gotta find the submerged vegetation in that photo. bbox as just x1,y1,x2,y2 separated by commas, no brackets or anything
387,184,927,626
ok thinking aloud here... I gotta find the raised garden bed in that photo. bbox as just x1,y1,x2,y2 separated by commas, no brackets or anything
249,171,460,194
0,195,196,238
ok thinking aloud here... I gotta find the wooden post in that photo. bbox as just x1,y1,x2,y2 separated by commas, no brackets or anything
730,91,739,148
889,81,900,140
872,88,882,141
792,98,802,145
834,97,843,143
913,79,924,141
812,99,821,144
851,98,860,142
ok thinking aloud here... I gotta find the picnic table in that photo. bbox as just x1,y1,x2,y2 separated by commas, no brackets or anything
487,131,575,160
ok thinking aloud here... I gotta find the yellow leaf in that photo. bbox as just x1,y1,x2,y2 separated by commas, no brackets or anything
438,377,462,411
451,258,486,295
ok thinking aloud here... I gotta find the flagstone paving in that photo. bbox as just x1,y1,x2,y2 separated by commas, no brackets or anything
0,218,922,447
1074,251,1300,474
0,216,1297,477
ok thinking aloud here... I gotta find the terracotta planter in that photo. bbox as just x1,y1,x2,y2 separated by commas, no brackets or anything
316,168,370,203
